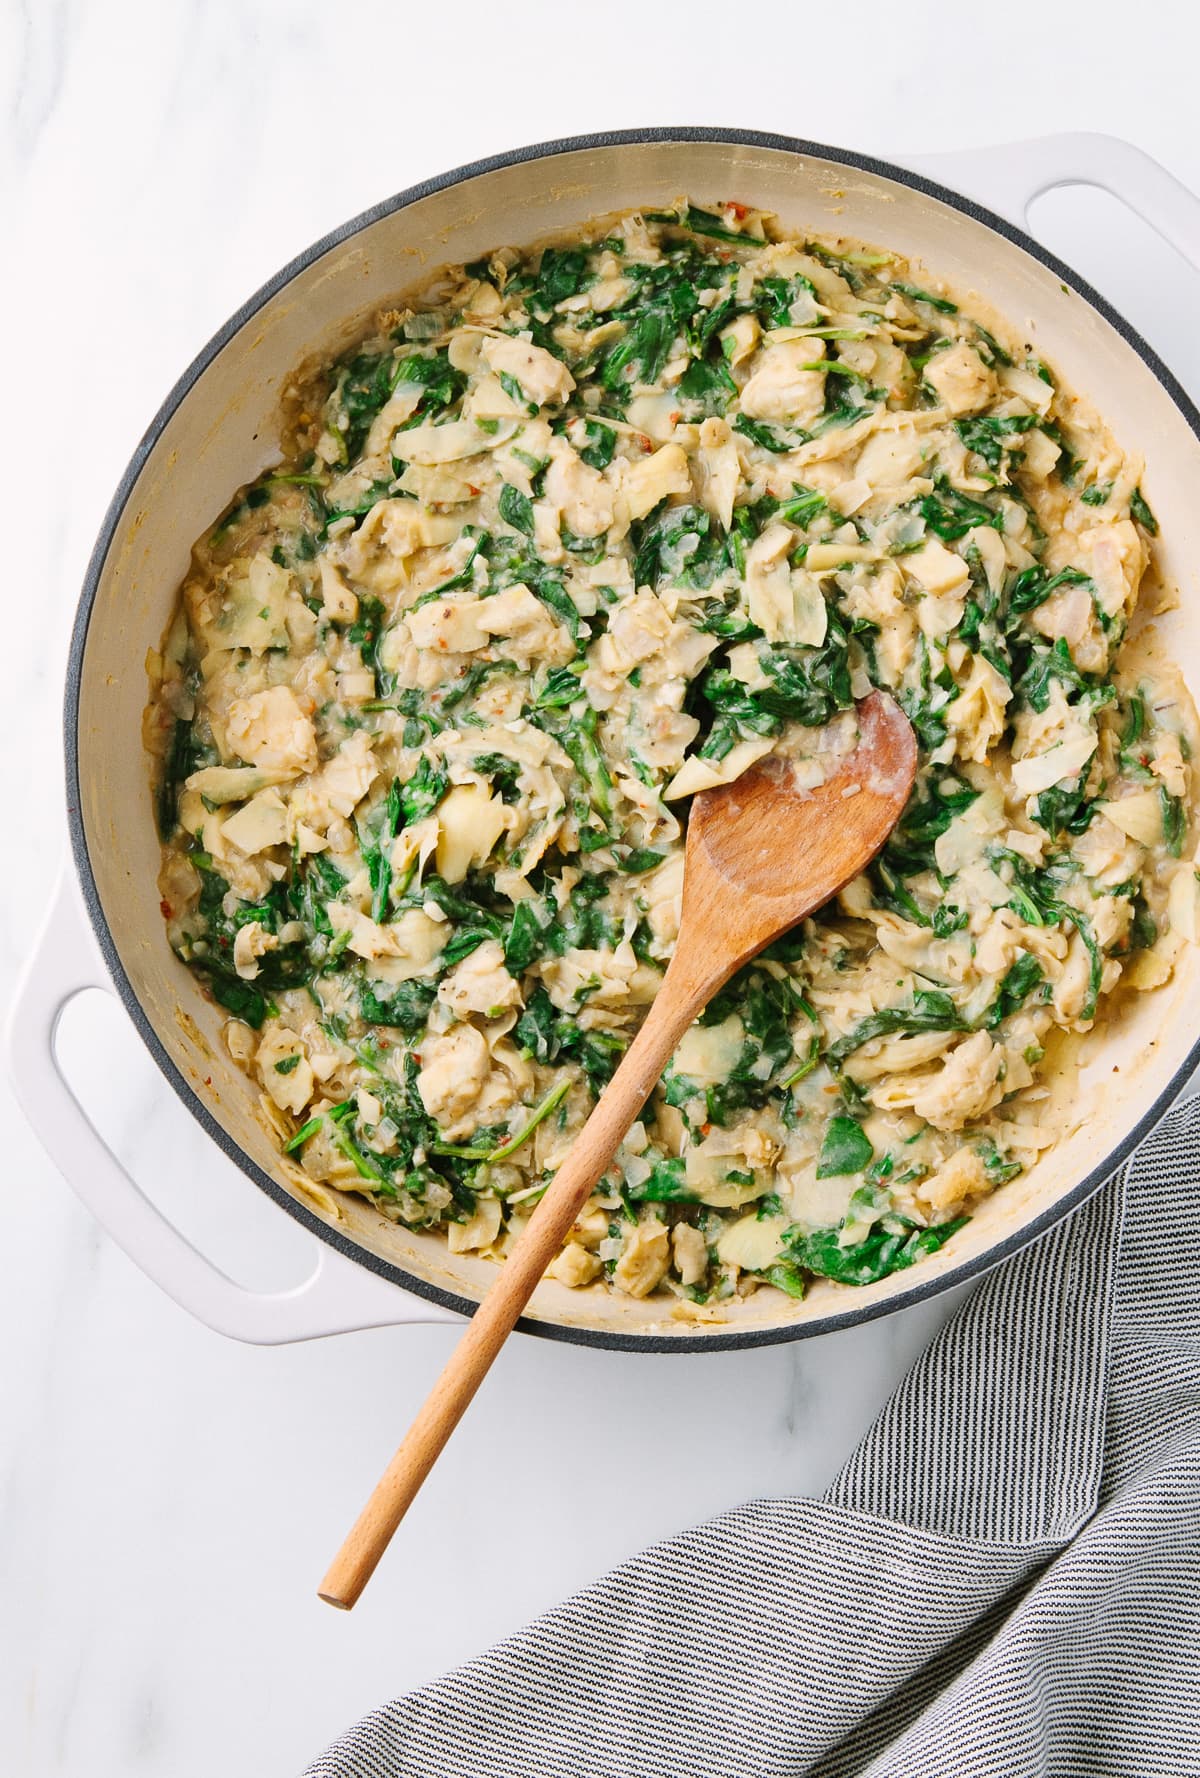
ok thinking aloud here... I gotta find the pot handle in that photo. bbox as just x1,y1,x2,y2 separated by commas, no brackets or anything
907,132,1200,274
6,872,461,1343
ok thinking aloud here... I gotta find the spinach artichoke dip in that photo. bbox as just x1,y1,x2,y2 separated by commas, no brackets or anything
148,200,1198,1313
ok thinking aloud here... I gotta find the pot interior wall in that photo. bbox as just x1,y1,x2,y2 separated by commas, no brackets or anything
73,136,1200,1341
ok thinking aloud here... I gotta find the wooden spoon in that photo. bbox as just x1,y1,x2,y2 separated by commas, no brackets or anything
319,690,917,1609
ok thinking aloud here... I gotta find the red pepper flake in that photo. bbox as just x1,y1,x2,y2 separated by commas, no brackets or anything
160,899,173,919
727,201,749,220
638,434,653,453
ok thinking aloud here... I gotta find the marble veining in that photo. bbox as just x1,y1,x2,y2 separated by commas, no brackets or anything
4,2,1199,1772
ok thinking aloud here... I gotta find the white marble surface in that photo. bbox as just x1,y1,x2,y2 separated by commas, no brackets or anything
4,3,1200,1772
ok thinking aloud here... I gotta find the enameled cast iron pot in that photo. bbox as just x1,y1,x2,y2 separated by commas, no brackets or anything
12,128,1200,1350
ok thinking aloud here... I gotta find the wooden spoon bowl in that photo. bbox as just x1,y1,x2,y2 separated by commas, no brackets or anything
683,691,921,973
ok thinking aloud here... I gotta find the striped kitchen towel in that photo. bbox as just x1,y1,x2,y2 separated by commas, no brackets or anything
304,1093,1200,1777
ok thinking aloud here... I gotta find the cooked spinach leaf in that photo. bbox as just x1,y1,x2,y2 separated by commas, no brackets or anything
626,1156,698,1202
782,1215,967,1286
1131,487,1158,534
734,413,796,453
817,1115,874,1178
826,990,965,1067
893,281,958,314
513,984,625,1094
1006,564,1091,621
646,203,765,246
955,413,1040,469
919,474,1004,541
580,420,617,469
679,354,737,412
984,953,1045,1026
498,483,535,537
359,977,438,1032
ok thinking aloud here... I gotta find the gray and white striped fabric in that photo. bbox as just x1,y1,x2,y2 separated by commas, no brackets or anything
305,1095,1200,1777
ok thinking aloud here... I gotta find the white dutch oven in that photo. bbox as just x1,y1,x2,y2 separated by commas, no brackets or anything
10,129,1200,1350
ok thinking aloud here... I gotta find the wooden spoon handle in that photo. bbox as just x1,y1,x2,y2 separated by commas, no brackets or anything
317,933,725,1609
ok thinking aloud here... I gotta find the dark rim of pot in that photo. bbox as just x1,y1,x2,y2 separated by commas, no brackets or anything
64,126,1200,1352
